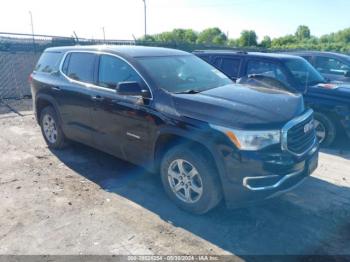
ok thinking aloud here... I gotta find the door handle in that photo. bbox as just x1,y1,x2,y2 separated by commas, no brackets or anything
91,95,104,101
51,86,61,91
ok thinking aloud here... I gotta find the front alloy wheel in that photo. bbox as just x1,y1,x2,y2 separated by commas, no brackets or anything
168,159,203,204
314,119,326,144
313,112,336,147
161,145,222,214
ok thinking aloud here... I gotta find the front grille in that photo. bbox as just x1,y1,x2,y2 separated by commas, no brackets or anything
286,113,316,155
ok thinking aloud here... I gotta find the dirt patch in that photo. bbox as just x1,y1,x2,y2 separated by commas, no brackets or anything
0,99,349,256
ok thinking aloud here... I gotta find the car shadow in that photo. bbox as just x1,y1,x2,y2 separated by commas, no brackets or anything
0,98,32,115
50,143,350,256
320,133,350,160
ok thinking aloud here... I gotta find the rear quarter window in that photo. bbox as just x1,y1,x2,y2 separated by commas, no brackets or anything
35,52,62,73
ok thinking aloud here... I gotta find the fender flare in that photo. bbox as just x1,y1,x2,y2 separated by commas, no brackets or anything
35,94,62,125
152,127,228,187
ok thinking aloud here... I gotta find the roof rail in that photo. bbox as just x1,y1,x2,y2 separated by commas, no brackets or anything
193,49,249,54
236,51,248,54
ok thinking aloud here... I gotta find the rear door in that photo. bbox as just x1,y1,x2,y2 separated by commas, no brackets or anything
58,52,97,144
31,51,64,112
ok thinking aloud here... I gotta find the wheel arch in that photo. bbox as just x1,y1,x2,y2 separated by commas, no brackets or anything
35,94,61,124
153,130,226,190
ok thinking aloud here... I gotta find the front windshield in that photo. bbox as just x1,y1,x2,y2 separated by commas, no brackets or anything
137,55,232,93
284,58,326,86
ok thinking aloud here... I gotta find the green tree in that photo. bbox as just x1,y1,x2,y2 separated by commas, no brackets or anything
138,25,350,54
154,31,176,42
172,29,198,43
196,27,227,45
141,35,156,41
239,30,258,47
141,29,198,43
260,36,272,48
334,28,350,43
295,25,311,40
227,38,239,47
271,35,298,48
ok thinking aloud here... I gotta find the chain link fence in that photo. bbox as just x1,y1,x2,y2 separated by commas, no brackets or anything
0,51,40,99
0,32,140,99
0,32,298,100
0,32,245,99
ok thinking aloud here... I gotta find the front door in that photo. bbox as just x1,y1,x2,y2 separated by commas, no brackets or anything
314,56,350,82
90,54,157,166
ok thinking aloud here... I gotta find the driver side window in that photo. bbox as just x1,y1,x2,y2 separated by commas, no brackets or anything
98,55,142,89
246,60,288,85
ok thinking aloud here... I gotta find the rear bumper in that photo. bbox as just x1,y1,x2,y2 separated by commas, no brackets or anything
219,139,319,208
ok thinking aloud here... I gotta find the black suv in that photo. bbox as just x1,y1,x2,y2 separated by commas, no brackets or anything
288,51,350,83
194,51,350,146
31,46,318,214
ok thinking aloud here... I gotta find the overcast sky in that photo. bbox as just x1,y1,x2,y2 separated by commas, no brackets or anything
1,0,349,40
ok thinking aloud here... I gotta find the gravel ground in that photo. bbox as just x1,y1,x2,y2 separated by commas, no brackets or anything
0,99,349,258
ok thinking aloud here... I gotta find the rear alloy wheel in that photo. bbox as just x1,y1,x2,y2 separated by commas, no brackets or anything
314,112,336,147
42,113,58,144
40,106,67,149
161,145,222,214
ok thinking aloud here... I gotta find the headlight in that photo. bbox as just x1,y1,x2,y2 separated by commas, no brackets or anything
211,125,281,150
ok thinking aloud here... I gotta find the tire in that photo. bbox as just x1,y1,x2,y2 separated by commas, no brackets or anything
314,112,337,147
160,145,222,214
40,106,67,149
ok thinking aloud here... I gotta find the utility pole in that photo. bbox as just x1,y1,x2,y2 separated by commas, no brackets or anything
248,31,251,47
102,27,106,43
29,11,36,53
142,0,147,37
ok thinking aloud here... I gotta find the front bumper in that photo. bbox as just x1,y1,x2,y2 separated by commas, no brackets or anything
219,139,319,208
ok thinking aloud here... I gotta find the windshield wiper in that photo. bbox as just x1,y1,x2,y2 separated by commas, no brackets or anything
175,89,201,94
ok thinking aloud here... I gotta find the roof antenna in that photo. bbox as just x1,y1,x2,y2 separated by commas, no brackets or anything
73,31,80,45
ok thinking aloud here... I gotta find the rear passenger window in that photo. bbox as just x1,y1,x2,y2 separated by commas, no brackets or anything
302,56,312,63
65,53,96,83
35,52,62,73
198,55,211,63
98,55,141,89
219,58,241,78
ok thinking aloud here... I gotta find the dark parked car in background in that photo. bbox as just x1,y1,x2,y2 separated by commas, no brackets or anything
288,51,350,83
30,46,318,214
194,50,350,146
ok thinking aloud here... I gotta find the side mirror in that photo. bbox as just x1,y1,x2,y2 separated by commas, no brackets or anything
344,70,350,77
116,81,151,98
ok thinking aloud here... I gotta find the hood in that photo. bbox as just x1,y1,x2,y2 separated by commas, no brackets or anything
172,84,305,129
309,83,350,101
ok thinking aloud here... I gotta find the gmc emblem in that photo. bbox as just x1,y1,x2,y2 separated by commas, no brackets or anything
304,121,314,133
